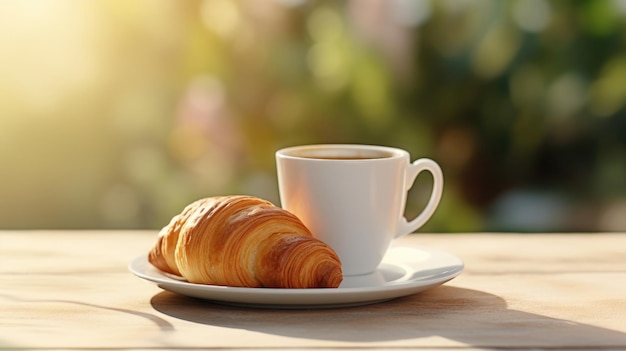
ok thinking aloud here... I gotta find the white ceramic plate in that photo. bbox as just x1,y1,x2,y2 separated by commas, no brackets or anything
129,245,463,309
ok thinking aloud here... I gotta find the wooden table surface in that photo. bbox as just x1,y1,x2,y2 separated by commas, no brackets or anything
2,231,626,350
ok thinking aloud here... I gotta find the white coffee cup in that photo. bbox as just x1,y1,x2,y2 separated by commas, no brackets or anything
275,144,443,276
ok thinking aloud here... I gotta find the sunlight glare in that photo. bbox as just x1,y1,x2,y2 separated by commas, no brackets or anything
0,0,102,115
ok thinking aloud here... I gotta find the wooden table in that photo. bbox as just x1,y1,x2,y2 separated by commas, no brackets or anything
2,231,625,350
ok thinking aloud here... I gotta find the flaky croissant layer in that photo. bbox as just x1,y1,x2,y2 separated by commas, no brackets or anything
148,195,343,288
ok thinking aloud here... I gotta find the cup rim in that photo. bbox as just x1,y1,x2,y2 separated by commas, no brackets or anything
276,144,408,161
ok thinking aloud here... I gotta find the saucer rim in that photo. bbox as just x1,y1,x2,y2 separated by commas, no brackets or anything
128,245,464,307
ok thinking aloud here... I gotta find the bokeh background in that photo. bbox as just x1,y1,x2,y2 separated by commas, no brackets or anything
1,0,626,232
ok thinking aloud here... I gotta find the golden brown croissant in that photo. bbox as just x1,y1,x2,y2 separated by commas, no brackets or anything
148,195,343,288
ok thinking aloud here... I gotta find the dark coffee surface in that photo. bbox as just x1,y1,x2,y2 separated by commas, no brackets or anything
305,155,390,160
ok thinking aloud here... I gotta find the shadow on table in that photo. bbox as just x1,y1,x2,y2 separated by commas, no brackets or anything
151,286,626,348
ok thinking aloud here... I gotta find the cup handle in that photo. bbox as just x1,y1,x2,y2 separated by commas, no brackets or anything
395,158,444,238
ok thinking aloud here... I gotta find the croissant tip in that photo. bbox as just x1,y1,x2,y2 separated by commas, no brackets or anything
319,263,343,288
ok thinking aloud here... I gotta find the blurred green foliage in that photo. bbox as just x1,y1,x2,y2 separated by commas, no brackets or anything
1,0,625,232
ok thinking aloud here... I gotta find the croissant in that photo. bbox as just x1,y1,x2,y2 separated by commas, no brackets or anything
148,195,343,288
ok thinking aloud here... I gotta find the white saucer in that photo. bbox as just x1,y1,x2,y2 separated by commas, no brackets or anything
129,245,463,309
